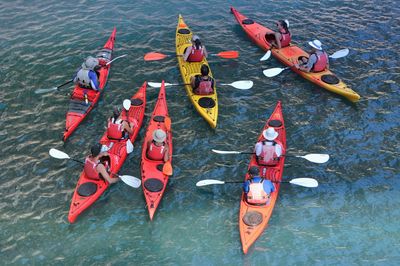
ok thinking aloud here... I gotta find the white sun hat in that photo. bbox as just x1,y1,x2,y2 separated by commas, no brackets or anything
263,127,279,141
308,39,323,50
153,129,166,143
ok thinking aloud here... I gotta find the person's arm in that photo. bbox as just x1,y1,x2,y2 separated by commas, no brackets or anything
96,164,119,184
243,180,250,193
89,71,100,91
298,54,316,72
264,180,275,193
163,146,170,162
275,144,282,157
255,142,263,156
190,76,196,89
274,32,282,49
183,46,192,61
122,121,133,134
203,46,208,58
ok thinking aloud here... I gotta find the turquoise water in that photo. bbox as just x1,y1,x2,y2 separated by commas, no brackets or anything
1,0,399,265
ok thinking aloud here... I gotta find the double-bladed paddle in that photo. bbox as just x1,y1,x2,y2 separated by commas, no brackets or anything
144,51,239,61
196,178,318,188
147,80,253,90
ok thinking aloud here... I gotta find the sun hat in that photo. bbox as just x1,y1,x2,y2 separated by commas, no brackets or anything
153,129,166,143
248,166,260,176
263,127,279,141
308,39,323,50
284,19,289,28
123,99,131,111
192,35,200,41
82,56,99,70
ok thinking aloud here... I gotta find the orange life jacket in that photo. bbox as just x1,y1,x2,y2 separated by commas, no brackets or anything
107,120,123,139
187,45,204,62
247,179,269,205
312,51,328,72
279,29,291,47
84,157,100,180
194,77,213,95
147,141,165,161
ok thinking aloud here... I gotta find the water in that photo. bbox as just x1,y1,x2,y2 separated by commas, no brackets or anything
1,0,399,265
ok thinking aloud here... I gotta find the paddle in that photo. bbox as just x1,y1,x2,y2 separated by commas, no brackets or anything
260,48,348,62
35,54,127,94
147,80,253,90
144,51,239,61
164,116,171,132
162,161,173,176
196,178,318,188
211,149,329,164
48,148,141,188
262,48,350,78
260,50,271,61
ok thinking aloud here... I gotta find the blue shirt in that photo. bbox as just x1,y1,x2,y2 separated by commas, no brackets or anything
243,176,275,194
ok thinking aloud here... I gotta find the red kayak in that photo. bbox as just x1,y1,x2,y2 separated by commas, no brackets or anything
62,28,117,141
68,82,146,223
239,101,286,254
141,81,173,220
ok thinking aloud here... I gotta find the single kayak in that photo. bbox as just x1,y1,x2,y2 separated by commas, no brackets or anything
62,28,117,141
68,82,146,223
141,81,173,220
230,7,360,102
239,101,286,254
176,15,218,128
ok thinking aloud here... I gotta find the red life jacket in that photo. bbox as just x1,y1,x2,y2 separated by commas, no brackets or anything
84,157,100,180
107,120,123,139
247,179,269,205
279,29,291,47
147,141,165,161
259,141,279,166
312,51,328,72
187,45,204,62
194,77,214,95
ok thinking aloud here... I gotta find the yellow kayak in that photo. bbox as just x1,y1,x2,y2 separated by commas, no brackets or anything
175,15,218,128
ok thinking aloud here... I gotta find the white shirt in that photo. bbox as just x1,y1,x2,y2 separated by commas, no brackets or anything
255,141,282,157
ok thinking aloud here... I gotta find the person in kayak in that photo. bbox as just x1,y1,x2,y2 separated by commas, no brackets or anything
183,35,208,62
190,64,215,95
84,143,119,184
73,56,101,91
243,166,275,205
146,129,170,162
295,39,329,72
265,20,291,49
255,127,284,165
106,107,137,140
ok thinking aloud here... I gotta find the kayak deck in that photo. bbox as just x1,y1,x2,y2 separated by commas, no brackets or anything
176,15,218,128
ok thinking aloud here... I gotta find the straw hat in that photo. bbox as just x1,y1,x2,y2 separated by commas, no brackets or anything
308,39,323,50
262,127,278,141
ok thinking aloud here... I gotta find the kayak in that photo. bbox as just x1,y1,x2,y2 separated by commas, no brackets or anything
62,28,117,141
230,7,360,102
141,80,173,220
239,101,286,254
67,82,146,223
176,15,218,128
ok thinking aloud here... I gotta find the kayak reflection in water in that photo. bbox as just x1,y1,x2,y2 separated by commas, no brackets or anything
265,20,291,49
295,39,330,73
190,64,215,95
183,35,208,62
146,129,170,162
255,127,284,166
243,166,275,205
84,143,119,184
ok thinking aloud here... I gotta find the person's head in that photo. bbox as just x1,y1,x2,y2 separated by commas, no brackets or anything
90,143,102,157
112,107,120,121
192,35,202,49
308,39,323,51
262,127,279,141
82,56,99,70
277,20,289,32
200,64,209,76
152,129,166,143
248,166,260,177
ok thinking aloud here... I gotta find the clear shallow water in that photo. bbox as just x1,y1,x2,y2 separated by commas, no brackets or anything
1,0,399,265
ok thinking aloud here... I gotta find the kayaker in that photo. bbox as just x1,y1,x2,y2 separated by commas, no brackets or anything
243,166,275,205
265,20,291,49
84,143,119,184
190,64,215,95
107,107,136,140
295,39,329,72
73,56,101,91
146,129,170,162
183,35,208,62
255,127,284,165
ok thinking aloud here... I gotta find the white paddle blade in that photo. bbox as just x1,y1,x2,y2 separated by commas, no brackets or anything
329,49,349,59
119,175,141,188
196,179,225,187
106,54,127,65
35,87,58,94
227,80,253,90
123,99,131,111
260,50,271,61
126,139,134,154
263,67,286,78
290,178,318,188
301,154,330,163
211,149,241,154
49,148,70,159
148,82,162,88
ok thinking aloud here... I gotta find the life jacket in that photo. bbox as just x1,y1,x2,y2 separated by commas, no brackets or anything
187,45,204,62
84,157,100,180
247,179,269,205
75,68,93,88
279,29,291,47
312,51,328,72
147,141,165,161
194,76,213,95
107,119,123,140
259,141,279,166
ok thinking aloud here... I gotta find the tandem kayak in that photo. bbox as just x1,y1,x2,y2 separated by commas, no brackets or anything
67,82,146,223
141,81,173,220
62,28,117,141
176,15,218,128
239,101,286,254
230,7,360,102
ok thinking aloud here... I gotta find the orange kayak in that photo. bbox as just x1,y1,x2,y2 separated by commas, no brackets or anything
141,81,173,220
68,82,146,223
231,7,360,102
239,101,286,254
